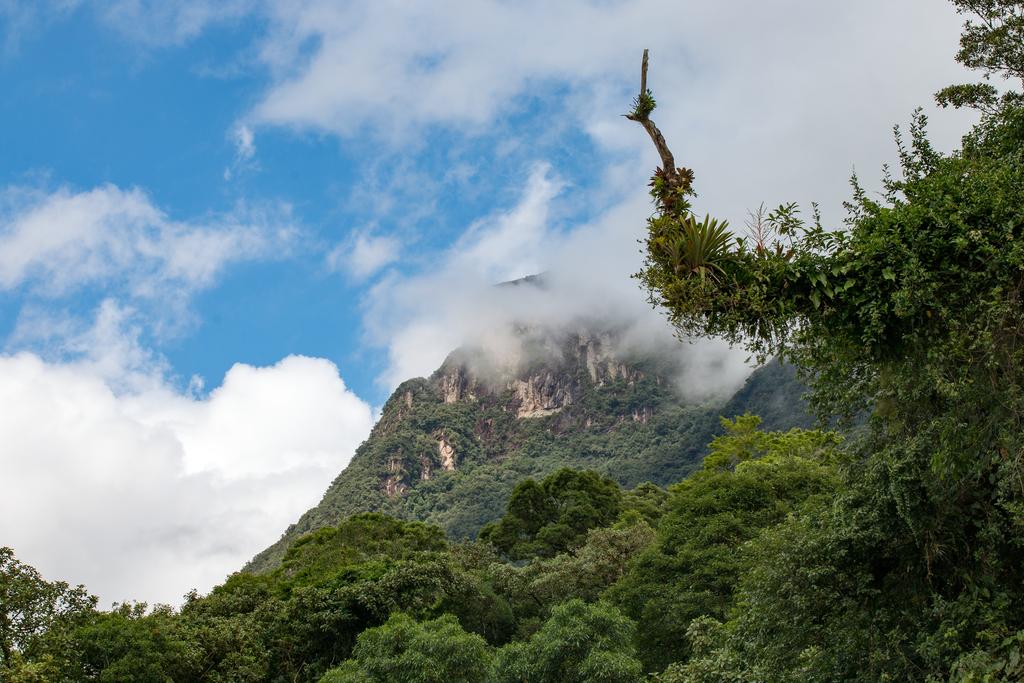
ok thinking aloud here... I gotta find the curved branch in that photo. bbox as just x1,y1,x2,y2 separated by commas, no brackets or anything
626,50,691,210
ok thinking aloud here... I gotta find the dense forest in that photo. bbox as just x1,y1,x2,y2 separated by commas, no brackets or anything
3,1,1024,680
0,418,838,681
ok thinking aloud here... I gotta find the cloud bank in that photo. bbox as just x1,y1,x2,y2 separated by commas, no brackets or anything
0,181,368,606
0,346,374,606
0,183,291,299
245,1,977,159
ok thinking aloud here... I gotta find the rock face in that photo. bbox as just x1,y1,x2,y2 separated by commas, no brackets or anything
429,325,657,421
246,323,812,574
510,373,571,418
417,432,458,484
437,434,457,471
439,365,475,404
383,458,407,497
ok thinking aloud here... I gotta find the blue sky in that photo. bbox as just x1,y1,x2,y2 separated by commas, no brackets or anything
1,6,524,399
1,4,625,401
0,0,980,605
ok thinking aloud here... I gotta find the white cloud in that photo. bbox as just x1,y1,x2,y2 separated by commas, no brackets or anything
233,124,256,161
94,0,254,47
327,227,401,281
0,345,375,606
238,125,255,156
224,125,259,180
242,0,979,230
247,1,975,149
8,299,172,394
249,0,670,137
448,163,564,283
0,183,292,299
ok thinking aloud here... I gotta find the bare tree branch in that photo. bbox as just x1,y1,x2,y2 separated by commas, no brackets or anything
640,48,648,98
626,50,691,211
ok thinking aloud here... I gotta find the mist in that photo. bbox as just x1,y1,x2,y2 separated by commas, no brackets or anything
361,164,753,400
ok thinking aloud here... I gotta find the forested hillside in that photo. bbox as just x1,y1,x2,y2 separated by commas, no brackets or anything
248,322,811,573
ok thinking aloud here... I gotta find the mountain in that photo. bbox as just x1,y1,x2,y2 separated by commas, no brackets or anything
247,322,811,573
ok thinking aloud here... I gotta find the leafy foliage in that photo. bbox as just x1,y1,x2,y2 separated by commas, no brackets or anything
606,416,841,671
478,468,622,559
629,89,657,120
486,516,657,639
71,604,194,682
937,0,1024,112
649,213,735,282
318,614,492,683
492,599,644,683
0,546,96,679
630,2,1024,680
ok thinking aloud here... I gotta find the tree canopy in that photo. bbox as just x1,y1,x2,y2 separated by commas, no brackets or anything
478,468,622,560
626,1,1024,679
0,547,95,678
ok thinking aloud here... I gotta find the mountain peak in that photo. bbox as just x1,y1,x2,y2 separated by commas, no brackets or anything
246,322,810,573
431,325,658,418
495,272,549,289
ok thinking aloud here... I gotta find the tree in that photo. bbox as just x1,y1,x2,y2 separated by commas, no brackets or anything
272,560,474,679
71,603,196,682
176,573,278,682
606,417,840,671
488,516,656,640
493,599,643,683
936,0,1024,112
629,13,1024,481
0,547,95,676
627,2,1024,678
278,513,447,587
257,514,507,681
479,469,622,559
318,613,492,683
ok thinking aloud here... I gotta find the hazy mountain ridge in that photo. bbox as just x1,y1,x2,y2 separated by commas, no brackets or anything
247,322,810,573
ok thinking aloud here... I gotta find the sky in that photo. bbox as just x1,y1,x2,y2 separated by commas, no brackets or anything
0,0,980,606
